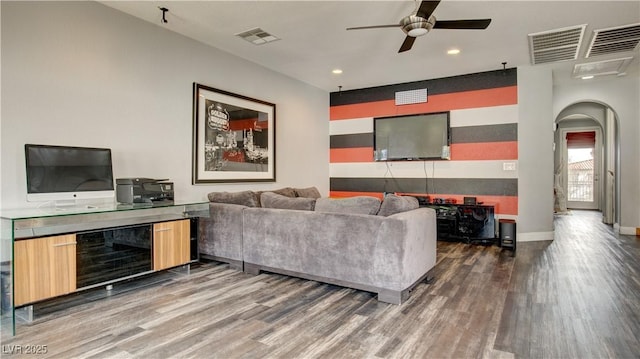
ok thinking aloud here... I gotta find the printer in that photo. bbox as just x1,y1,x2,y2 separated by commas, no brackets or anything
116,178,174,204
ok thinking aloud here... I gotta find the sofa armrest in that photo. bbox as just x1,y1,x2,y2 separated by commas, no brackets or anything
378,207,437,288
198,202,247,266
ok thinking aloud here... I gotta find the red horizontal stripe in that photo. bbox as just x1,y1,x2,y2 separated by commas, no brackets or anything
334,191,518,215
450,141,518,160
330,147,374,163
329,191,384,200
400,194,518,215
330,86,517,121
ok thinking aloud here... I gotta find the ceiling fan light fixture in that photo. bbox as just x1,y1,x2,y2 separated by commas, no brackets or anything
408,28,429,37
401,15,434,37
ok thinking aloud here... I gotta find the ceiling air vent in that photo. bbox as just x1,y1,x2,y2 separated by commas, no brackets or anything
572,57,634,78
528,25,586,64
235,28,280,45
585,23,640,58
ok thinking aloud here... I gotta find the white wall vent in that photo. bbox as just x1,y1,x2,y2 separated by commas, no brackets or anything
572,57,634,78
585,23,640,58
235,28,280,45
395,89,428,105
528,25,586,64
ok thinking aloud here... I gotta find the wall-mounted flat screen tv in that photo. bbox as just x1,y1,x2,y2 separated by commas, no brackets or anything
374,112,450,161
25,144,115,202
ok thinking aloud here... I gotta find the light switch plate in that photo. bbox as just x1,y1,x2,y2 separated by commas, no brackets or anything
503,162,517,171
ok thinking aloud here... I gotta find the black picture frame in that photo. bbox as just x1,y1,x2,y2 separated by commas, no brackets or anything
192,83,276,183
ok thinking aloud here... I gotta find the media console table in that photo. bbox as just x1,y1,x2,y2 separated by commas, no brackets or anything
0,201,209,337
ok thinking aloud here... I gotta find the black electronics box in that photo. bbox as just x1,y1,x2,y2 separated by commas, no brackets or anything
415,196,431,206
464,196,477,205
116,178,174,204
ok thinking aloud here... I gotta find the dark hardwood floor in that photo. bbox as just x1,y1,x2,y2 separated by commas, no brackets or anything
3,210,639,358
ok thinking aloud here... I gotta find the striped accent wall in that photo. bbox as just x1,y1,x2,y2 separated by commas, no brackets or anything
329,69,519,216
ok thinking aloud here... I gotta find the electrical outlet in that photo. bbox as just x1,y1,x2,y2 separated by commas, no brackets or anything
503,162,517,171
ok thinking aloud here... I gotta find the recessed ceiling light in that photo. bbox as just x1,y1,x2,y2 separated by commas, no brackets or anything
581,75,594,80
447,49,460,55
332,69,343,74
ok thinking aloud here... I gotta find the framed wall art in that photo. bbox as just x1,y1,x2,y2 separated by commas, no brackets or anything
192,83,276,183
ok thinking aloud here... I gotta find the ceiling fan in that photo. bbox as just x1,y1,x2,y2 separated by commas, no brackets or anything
346,0,491,53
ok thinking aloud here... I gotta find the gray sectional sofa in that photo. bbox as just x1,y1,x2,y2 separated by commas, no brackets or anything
198,188,437,304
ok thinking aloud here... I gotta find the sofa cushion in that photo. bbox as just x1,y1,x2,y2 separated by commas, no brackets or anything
260,192,316,211
314,196,381,215
207,190,257,207
294,186,322,198
255,187,296,207
377,194,419,216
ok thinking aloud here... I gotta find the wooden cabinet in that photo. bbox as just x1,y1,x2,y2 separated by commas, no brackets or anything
153,219,190,271
3,202,207,336
14,234,77,306
12,219,191,306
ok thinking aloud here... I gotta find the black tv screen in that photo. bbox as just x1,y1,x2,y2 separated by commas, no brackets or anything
25,144,115,202
374,112,450,161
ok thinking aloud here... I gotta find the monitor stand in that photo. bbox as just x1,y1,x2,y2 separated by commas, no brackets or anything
51,198,112,211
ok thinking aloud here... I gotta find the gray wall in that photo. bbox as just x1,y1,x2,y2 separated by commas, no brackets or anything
517,65,555,240
1,1,329,209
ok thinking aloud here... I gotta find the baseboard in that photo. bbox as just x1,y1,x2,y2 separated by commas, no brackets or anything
617,226,639,236
517,231,554,242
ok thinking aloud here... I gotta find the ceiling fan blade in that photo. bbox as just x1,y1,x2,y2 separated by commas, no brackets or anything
399,36,416,53
346,24,401,31
434,19,492,30
416,0,441,18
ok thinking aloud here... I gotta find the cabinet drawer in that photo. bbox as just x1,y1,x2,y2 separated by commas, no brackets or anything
153,219,190,271
14,234,77,306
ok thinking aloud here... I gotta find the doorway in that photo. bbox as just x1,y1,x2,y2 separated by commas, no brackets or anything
554,102,618,225
565,129,600,210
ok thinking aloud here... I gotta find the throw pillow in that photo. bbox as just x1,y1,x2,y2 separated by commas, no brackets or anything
207,190,257,207
255,187,297,207
260,192,316,211
314,196,381,215
377,194,419,216
294,186,322,198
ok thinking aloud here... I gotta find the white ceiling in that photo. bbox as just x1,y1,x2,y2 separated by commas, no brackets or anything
100,0,640,92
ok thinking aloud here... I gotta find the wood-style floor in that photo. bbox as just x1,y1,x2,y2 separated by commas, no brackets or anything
3,210,639,358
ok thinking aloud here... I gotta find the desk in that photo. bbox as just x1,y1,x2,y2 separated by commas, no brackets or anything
1,201,208,337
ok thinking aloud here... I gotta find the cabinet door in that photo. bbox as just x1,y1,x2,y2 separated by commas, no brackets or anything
153,219,190,271
14,234,77,306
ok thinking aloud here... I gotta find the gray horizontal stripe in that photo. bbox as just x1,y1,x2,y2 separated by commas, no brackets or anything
451,123,517,144
330,177,518,196
330,68,517,106
330,133,373,149
331,124,517,148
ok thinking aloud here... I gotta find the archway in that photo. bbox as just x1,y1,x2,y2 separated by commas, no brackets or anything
554,101,619,224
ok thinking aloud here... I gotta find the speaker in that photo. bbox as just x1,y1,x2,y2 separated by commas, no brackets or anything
464,196,477,205
189,218,199,262
499,219,516,253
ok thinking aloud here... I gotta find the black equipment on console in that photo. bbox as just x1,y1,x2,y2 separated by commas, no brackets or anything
116,178,174,204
